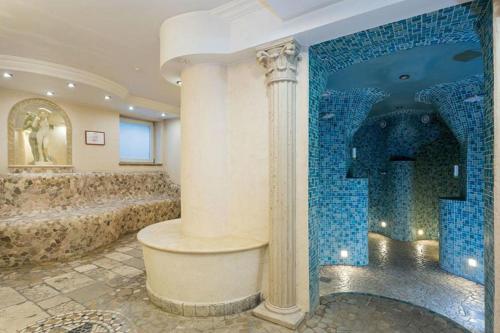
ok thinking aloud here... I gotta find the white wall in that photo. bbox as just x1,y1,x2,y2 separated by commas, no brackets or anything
163,118,181,184
0,87,180,176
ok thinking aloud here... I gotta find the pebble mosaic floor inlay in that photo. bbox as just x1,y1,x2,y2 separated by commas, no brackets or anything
0,232,477,333
321,233,485,333
20,310,132,333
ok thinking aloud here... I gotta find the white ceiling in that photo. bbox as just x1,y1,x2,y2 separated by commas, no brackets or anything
0,0,231,110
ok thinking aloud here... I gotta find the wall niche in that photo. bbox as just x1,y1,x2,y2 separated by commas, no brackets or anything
8,98,72,172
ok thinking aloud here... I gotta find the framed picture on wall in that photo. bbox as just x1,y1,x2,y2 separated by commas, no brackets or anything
85,131,105,145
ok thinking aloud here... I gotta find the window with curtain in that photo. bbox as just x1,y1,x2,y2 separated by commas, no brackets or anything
119,118,155,163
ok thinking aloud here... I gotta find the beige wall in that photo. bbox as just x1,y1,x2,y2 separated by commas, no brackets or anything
0,87,179,175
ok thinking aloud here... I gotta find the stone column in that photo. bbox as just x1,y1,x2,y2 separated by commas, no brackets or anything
253,37,305,329
180,63,230,238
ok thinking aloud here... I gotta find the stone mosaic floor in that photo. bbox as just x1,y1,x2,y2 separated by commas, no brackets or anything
0,232,474,333
320,233,485,333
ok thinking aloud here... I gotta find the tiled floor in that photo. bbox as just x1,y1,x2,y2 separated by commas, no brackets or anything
320,233,485,333
0,232,476,333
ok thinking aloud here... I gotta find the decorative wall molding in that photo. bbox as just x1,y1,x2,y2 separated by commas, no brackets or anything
210,0,262,20
0,55,179,115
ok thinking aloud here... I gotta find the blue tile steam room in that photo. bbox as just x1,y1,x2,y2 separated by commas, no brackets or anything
309,1,495,332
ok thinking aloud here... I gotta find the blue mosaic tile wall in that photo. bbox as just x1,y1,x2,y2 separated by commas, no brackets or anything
352,112,461,241
318,89,386,266
477,0,495,331
386,161,415,241
308,0,492,316
308,53,329,310
417,76,485,284
413,135,462,239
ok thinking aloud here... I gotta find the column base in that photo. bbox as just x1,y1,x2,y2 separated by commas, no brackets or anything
253,301,305,329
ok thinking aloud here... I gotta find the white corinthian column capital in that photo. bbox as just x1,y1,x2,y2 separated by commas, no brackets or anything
253,37,305,329
256,38,301,84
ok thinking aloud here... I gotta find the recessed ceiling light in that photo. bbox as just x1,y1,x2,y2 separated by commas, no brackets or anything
3,72,13,79
104,95,111,100
176,80,182,86
67,82,75,88
46,91,55,96
128,106,134,111
399,74,410,80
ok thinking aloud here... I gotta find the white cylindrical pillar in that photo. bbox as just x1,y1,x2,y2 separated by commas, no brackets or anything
180,63,230,238
253,38,305,329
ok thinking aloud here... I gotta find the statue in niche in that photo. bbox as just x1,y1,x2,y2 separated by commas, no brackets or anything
8,98,72,168
23,110,54,163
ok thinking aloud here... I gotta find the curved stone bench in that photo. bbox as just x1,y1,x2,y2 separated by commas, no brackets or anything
138,220,268,316
0,172,180,267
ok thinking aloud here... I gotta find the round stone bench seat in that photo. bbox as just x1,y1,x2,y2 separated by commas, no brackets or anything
138,220,268,316
0,171,181,267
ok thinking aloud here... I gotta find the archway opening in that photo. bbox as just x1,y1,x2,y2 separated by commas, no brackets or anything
308,2,491,332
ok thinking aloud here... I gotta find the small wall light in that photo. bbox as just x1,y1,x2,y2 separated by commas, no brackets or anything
381,221,387,228
104,95,112,100
46,91,55,96
417,229,424,236
176,80,182,86
468,258,478,267
3,72,13,79
453,165,459,178
128,106,134,111
67,82,76,88
340,250,348,258
161,113,167,117
352,147,357,160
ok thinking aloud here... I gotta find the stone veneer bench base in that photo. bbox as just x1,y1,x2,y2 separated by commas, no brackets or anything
0,171,180,267
138,220,268,317
147,284,261,317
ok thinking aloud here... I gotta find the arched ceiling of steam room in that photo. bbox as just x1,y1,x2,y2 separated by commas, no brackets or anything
327,41,484,117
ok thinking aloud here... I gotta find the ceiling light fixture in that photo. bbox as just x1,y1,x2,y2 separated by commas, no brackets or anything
399,74,410,80
104,95,112,100
3,72,13,79
46,91,55,96
128,106,134,111
67,82,76,88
